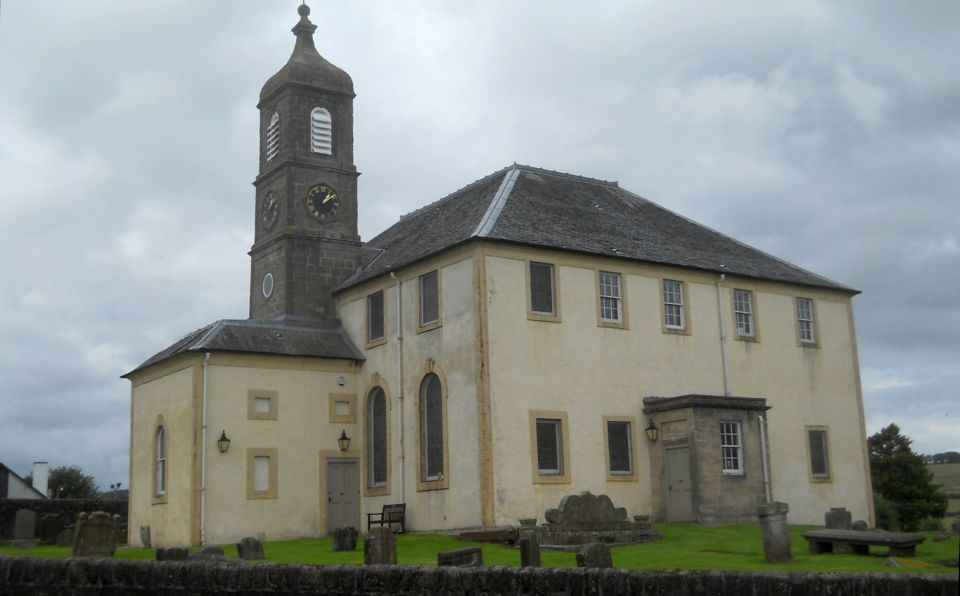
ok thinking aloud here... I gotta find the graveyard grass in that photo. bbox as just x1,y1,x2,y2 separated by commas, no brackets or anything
2,524,956,574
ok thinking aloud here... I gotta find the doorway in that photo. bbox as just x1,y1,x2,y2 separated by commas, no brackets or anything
325,459,360,532
665,446,693,522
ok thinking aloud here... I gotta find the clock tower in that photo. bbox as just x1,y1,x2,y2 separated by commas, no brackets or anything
249,3,361,319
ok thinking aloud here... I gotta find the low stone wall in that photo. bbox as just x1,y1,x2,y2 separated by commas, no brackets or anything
0,555,956,596
0,499,127,541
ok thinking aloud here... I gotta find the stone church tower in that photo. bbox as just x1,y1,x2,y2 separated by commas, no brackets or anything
249,4,361,319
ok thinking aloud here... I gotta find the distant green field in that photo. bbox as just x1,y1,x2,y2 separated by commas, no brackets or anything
928,462,960,526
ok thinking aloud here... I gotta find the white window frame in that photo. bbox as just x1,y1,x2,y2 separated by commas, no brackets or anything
720,421,743,475
266,112,280,162
796,297,815,344
310,107,332,155
663,279,685,329
733,289,754,337
599,271,622,323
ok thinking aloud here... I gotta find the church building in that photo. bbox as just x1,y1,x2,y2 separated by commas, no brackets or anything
126,5,874,547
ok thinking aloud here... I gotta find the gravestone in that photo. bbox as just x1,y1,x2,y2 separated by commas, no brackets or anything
331,525,359,552
140,526,152,548
187,545,233,562
363,527,397,565
519,534,541,567
825,508,852,530
40,514,65,544
851,520,869,531
576,543,613,568
237,537,265,560
72,512,118,557
539,491,659,545
55,528,74,547
757,502,793,564
156,547,190,561
437,546,484,567
12,509,38,549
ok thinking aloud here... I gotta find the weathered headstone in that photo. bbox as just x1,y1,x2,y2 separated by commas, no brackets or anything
55,528,74,547
40,514,65,544
156,547,190,561
519,534,541,567
851,520,869,531
825,507,852,530
140,525,152,548
757,502,793,564
187,545,239,564
12,509,38,549
331,525,359,552
363,526,397,565
437,546,484,567
113,515,127,546
237,536,265,560
72,511,118,557
576,543,613,568
539,491,659,546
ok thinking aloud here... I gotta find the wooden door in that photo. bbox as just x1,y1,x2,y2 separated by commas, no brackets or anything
665,447,693,522
326,460,360,532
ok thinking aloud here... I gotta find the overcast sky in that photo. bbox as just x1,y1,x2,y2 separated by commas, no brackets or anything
1,1,957,490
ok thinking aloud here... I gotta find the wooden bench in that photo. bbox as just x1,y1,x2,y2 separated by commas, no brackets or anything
801,529,925,557
367,503,405,533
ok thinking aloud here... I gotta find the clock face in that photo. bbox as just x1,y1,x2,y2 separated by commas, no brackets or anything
261,191,280,230
304,183,340,221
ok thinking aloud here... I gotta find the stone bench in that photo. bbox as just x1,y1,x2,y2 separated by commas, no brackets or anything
801,529,925,557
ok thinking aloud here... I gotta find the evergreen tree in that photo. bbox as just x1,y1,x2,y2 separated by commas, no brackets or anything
868,424,947,531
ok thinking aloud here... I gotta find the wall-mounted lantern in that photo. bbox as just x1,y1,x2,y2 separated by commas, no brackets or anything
217,430,231,453
338,429,351,452
644,420,659,442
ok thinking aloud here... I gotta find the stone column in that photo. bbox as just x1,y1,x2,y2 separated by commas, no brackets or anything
757,502,792,564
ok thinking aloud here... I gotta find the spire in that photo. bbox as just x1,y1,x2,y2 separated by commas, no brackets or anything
291,3,319,56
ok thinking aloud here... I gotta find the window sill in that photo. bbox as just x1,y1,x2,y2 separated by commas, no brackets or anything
662,326,690,336
798,340,820,349
365,484,392,498
598,320,627,330
734,334,759,343
527,312,561,323
416,321,442,334
809,476,833,484
415,477,449,492
532,473,571,485
365,337,387,349
605,472,638,482
151,494,167,505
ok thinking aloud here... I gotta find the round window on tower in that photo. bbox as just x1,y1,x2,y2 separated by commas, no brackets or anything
262,272,275,299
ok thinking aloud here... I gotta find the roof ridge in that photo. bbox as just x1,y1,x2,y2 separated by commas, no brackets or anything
472,166,520,238
398,165,515,223
189,320,225,351
513,163,619,188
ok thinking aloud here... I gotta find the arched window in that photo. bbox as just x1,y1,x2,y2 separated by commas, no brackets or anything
155,426,167,496
266,112,280,162
419,373,444,481
310,107,332,155
368,387,388,487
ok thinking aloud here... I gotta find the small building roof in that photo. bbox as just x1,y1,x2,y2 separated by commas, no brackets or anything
0,462,47,499
124,316,364,378
337,164,857,294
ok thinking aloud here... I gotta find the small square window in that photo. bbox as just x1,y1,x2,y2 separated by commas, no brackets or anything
247,390,278,420
247,448,278,499
328,393,357,423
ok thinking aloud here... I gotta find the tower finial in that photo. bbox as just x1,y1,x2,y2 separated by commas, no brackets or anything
291,1,318,54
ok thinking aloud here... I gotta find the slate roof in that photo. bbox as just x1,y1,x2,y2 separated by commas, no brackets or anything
124,316,364,377
337,164,857,294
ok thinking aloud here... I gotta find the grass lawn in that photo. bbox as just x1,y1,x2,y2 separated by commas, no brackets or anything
2,524,956,574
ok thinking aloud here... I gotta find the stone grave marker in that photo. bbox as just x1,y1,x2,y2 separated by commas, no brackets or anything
187,545,237,563
39,514,65,544
363,526,397,565
825,507,852,530
757,502,793,564
331,525,359,552
237,536,265,560
72,511,118,557
437,546,484,567
156,547,190,561
539,491,659,545
55,528,74,547
12,509,38,549
851,520,869,531
519,534,541,567
576,543,613,568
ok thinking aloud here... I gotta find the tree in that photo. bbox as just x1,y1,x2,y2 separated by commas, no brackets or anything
33,466,99,499
869,424,948,531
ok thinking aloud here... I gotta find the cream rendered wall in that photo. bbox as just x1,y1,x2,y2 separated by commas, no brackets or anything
201,353,360,545
483,245,871,526
339,250,484,531
128,357,197,548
